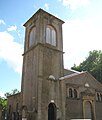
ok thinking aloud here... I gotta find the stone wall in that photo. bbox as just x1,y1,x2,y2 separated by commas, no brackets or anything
66,99,83,120
7,92,22,119
95,102,102,120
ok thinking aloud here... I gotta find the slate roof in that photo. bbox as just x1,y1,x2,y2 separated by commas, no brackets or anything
60,70,102,91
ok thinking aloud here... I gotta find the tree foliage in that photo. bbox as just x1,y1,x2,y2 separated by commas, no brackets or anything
0,97,7,109
71,50,102,83
5,89,19,97
0,89,19,110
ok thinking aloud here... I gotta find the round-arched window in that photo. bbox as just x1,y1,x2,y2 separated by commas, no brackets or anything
29,27,36,47
69,88,73,98
74,89,77,98
46,25,56,46
100,94,102,101
97,93,100,101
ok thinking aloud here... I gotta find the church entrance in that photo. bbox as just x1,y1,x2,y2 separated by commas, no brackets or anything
84,101,93,119
48,103,56,120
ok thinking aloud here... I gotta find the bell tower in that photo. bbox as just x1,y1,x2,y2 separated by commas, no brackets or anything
21,9,65,120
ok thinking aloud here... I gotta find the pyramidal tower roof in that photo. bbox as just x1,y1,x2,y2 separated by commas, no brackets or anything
23,8,64,27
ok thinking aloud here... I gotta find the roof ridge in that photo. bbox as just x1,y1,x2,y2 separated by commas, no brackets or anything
59,71,86,80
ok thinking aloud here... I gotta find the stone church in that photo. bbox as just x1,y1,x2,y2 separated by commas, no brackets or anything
6,9,102,120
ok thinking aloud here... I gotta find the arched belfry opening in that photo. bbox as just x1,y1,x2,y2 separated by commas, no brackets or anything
46,25,56,46
48,102,57,120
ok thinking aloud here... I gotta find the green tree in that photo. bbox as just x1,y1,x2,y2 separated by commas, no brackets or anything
71,50,102,83
0,89,19,112
5,89,19,97
0,97,7,109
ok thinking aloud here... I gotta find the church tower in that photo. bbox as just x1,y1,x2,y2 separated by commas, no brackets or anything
21,9,65,120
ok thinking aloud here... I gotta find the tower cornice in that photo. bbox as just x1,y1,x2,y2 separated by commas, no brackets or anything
22,43,64,56
23,8,64,27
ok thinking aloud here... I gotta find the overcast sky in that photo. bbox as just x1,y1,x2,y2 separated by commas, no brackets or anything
0,0,102,96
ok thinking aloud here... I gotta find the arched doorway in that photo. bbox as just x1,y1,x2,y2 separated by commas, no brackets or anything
85,101,93,119
48,103,56,120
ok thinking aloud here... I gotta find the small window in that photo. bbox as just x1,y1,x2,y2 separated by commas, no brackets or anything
74,89,77,98
29,27,36,47
46,25,56,46
96,93,100,101
100,94,102,102
69,88,73,98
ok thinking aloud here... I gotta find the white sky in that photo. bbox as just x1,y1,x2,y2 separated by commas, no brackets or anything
63,14,102,68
